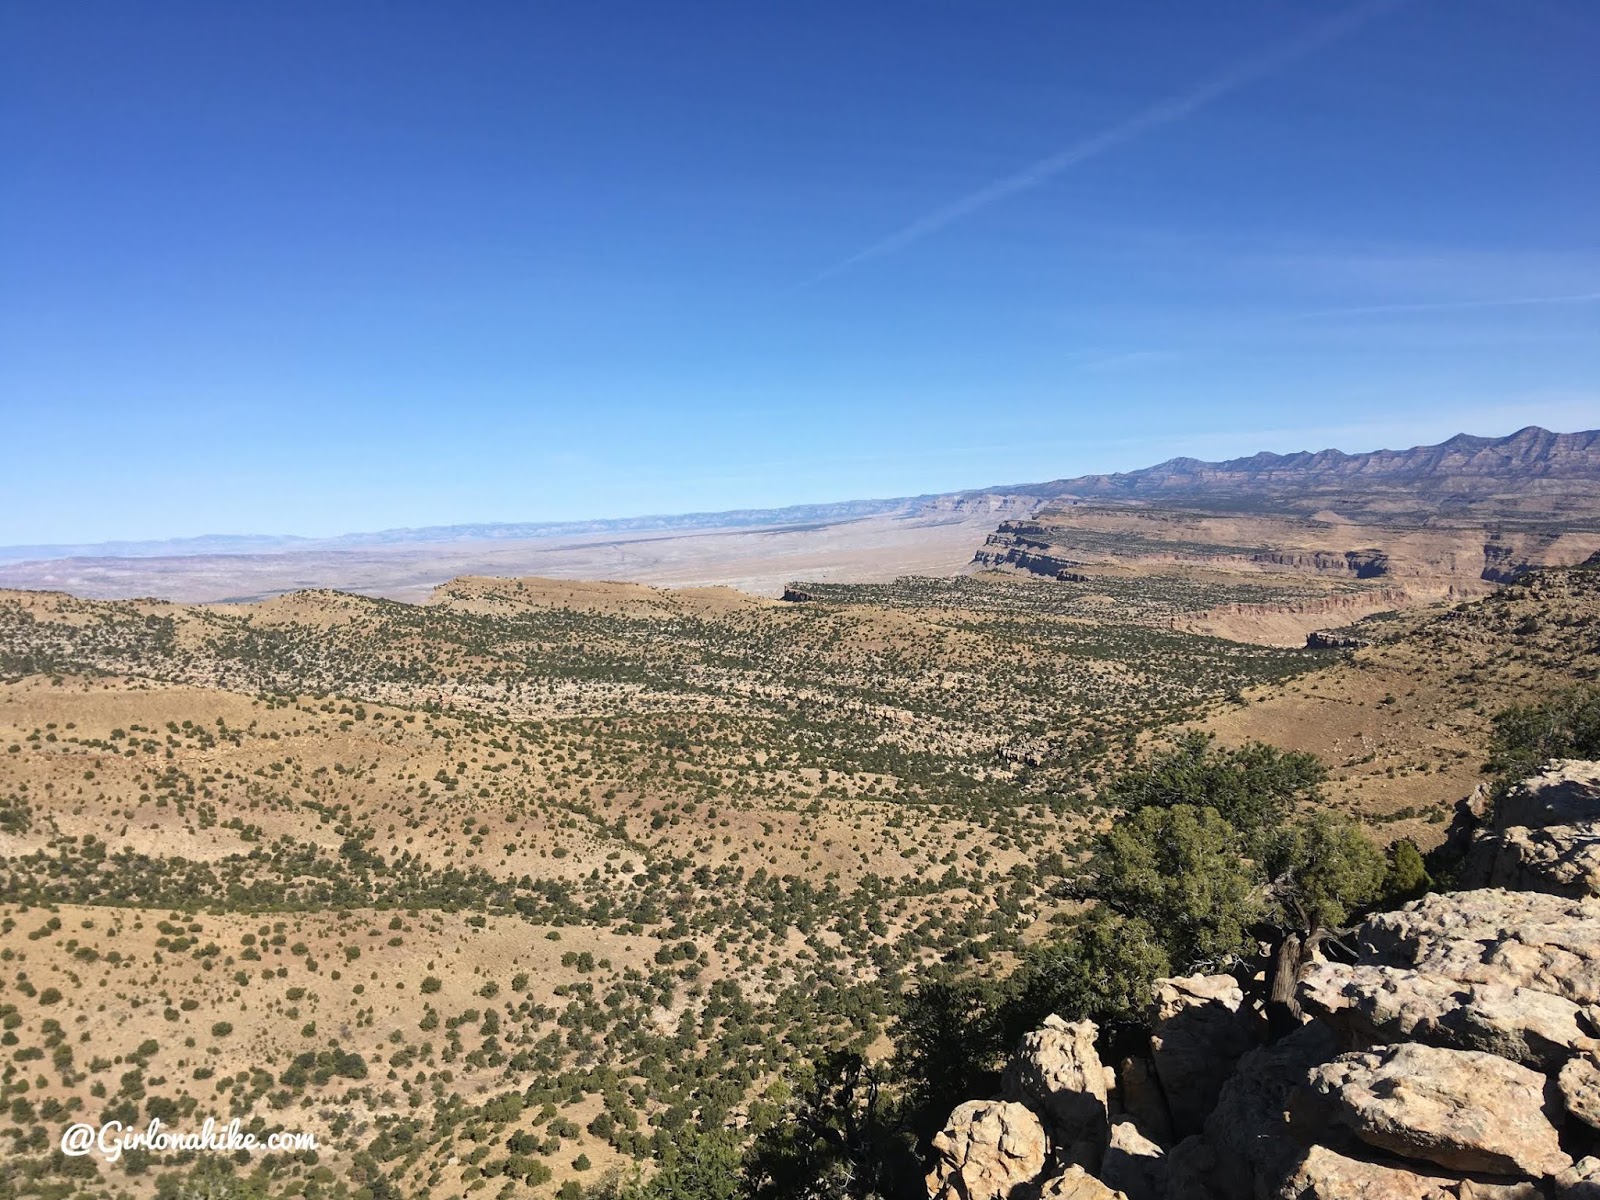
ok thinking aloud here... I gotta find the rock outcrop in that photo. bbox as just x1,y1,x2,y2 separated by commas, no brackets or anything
1561,1054,1600,1134
1039,1166,1129,1199
1461,761,1600,898
1300,962,1588,1071
1001,1015,1109,1170
1116,1056,1173,1147
1305,629,1372,650
1359,885,1600,1004
926,760,1600,1200
1099,1120,1165,1200
1560,1156,1600,1197
1148,974,1259,1138
926,1100,1047,1200
1302,1042,1570,1176
1280,1142,1465,1200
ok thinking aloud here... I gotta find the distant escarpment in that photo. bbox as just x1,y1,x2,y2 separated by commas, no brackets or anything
974,522,1393,580
972,505,1600,604
969,428,1600,625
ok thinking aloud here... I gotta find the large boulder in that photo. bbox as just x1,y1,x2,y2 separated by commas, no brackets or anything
1275,1143,1461,1200
1161,1136,1219,1200
1002,1015,1109,1169
1098,1119,1165,1200
926,1100,1048,1200
1357,889,1600,1006
1557,1157,1600,1199
1037,1165,1128,1199
1149,975,1259,1138
1560,1053,1600,1133
1457,1184,1550,1199
1492,761,1600,831
1466,825,1600,898
1302,1042,1570,1177
1300,962,1589,1071
1459,761,1600,897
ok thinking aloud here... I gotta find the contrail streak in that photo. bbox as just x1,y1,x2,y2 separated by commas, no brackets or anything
804,0,1404,286
1294,291,1600,318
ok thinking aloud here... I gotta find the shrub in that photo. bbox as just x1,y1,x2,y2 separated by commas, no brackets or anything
1103,731,1326,841
1385,838,1430,901
1488,686,1600,782
1093,804,1259,968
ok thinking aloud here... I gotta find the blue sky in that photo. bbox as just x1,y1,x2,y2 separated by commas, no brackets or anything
2,1,1597,544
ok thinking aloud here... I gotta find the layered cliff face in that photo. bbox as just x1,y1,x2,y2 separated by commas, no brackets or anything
927,762,1600,1200
970,506,1600,633
967,429,1600,638
974,522,1396,581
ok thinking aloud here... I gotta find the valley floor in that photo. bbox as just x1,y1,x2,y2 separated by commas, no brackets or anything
1,560,1596,1198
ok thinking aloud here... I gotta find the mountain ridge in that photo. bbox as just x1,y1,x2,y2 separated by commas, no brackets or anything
1024,425,1600,506
7,426,1596,565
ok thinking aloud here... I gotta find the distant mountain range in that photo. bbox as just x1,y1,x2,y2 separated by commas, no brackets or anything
5,426,1597,566
1022,426,1600,517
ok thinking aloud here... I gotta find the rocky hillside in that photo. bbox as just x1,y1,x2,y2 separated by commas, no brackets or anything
926,760,1600,1199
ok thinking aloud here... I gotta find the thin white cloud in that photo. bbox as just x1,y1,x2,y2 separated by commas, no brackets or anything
804,0,1405,285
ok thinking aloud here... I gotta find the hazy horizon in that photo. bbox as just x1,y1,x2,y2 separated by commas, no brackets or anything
1,420,1591,556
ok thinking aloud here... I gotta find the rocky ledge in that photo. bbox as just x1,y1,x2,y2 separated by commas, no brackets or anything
926,761,1600,1200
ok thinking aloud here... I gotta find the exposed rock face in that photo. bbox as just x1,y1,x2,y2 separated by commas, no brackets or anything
1495,762,1600,829
1467,824,1600,896
1116,1055,1173,1146
1148,974,1259,1138
1037,1165,1128,1199
926,1100,1047,1200
1160,1136,1217,1200
1278,1143,1462,1200
1001,1015,1108,1170
1461,761,1600,897
997,738,1051,768
1560,1053,1600,1133
1098,1119,1164,1200
1306,629,1372,650
1203,1020,1341,1198
1358,888,1600,1005
1458,1184,1551,1200
1300,962,1588,1071
970,528,1084,578
779,585,817,602
1303,1042,1570,1177
1559,1157,1600,1198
